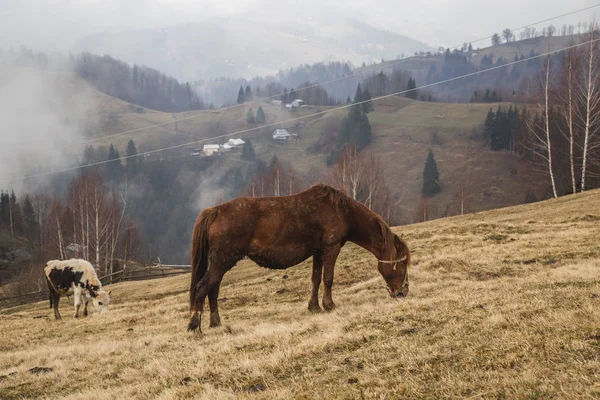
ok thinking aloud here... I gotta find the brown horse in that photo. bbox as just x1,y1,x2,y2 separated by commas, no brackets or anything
187,184,410,332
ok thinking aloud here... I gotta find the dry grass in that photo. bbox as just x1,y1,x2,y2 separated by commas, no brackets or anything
2,191,600,399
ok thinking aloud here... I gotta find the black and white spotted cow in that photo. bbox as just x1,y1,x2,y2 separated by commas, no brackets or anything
44,259,111,319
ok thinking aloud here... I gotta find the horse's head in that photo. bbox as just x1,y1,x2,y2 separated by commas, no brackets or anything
378,234,410,298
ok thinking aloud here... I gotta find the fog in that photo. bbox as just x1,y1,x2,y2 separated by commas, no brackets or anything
0,0,597,51
0,64,98,190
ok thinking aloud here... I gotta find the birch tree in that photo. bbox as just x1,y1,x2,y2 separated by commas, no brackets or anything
576,26,600,191
528,56,558,198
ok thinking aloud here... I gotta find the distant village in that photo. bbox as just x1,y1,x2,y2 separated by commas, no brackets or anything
188,98,304,157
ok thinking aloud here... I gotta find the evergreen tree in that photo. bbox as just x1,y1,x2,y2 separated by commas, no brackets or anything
21,195,37,249
422,150,441,197
339,104,372,150
255,106,266,124
247,108,255,124
245,85,253,101
125,139,140,175
241,140,257,161
106,144,122,180
468,43,473,52
353,84,363,103
406,78,418,100
346,96,352,104
361,89,374,113
9,191,22,235
237,86,246,104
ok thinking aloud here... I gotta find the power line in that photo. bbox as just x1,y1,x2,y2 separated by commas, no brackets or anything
6,36,600,185
81,4,600,145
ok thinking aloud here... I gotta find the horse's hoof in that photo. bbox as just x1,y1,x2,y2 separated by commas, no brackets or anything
323,302,337,312
209,315,221,328
308,304,323,313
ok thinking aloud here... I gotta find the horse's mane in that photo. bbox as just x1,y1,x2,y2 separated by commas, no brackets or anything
311,184,410,263
312,184,348,209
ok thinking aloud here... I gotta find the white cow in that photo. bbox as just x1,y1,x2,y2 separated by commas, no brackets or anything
44,259,111,319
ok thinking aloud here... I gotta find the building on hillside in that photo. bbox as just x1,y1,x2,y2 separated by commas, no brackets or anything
291,99,304,107
203,144,221,156
227,138,245,147
272,128,298,142
221,143,233,152
285,103,294,110
271,100,283,107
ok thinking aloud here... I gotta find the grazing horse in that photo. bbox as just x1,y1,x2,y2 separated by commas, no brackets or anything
187,184,410,332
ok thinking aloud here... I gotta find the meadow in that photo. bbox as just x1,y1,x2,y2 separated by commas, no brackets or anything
1,190,599,399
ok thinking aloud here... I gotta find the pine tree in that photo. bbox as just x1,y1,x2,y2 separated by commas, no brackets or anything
237,86,246,104
125,139,140,174
107,144,122,180
361,89,374,113
247,108,255,124
339,104,372,150
255,106,266,124
468,43,473,52
353,84,363,103
406,78,418,100
241,140,257,161
422,150,441,197
21,195,37,249
245,85,253,101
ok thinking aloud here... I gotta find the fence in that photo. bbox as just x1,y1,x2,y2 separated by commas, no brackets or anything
0,263,191,309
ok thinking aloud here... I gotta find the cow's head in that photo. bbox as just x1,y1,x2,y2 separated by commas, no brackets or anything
92,290,111,313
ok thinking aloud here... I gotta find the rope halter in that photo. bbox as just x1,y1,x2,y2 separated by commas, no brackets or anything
377,254,408,270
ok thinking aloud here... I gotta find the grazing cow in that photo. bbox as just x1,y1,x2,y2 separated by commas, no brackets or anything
44,259,111,319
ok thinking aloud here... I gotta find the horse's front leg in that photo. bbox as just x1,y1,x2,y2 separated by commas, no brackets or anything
322,245,341,312
308,252,323,313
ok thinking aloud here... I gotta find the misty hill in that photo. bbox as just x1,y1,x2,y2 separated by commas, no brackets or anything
72,17,434,81
3,188,600,398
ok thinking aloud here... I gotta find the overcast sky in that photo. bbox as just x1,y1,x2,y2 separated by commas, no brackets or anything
1,0,598,51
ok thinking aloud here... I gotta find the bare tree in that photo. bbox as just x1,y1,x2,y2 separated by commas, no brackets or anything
502,29,513,43
576,25,600,191
558,44,581,194
528,56,558,198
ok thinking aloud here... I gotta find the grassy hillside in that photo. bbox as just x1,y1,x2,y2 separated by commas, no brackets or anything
87,89,542,221
1,190,600,399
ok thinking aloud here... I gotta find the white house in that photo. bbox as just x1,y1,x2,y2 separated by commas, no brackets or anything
285,103,294,110
291,99,304,107
227,138,245,147
273,129,291,141
221,143,233,152
203,144,221,156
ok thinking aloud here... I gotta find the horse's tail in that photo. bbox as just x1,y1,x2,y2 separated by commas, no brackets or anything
189,207,218,311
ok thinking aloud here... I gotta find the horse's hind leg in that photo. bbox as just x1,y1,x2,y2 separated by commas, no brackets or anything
308,252,323,313
322,245,341,312
208,279,223,328
191,265,227,332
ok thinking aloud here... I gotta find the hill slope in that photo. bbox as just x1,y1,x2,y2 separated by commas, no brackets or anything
1,190,600,398
73,17,434,81
86,90,542,221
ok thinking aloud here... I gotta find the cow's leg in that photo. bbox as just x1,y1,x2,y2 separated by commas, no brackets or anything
73,287,82,318
322,245,341,312
52,293,61,320
83,295,89,317
308,252,323,313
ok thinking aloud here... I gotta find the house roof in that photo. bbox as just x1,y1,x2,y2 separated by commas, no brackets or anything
227,138,245,146
203,144,220,150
